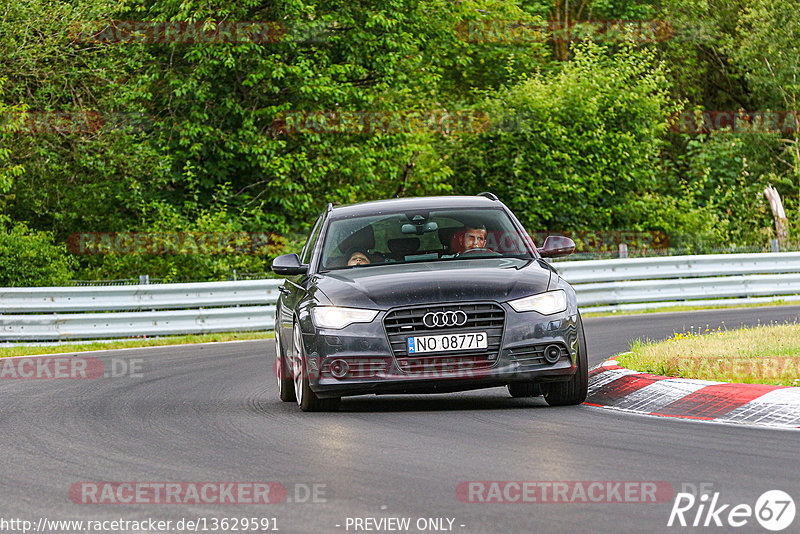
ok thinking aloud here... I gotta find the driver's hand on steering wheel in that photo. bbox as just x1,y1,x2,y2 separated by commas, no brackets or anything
455,246,501,257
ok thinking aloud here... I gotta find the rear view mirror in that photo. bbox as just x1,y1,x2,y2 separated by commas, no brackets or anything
401,221,439,235
539,236,576,258
271,253,308,275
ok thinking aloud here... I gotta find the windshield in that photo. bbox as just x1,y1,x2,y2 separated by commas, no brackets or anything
320,207,535,270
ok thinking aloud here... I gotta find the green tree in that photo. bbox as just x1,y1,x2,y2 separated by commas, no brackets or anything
135,0,543,232
0,222,77,286
0,0,163,238
448,42,677,232
0,79,26,203
732,0,800,212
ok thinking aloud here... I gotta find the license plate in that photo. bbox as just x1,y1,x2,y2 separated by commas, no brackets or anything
407,332,488,354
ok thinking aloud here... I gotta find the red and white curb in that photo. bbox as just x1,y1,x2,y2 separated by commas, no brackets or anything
586,359,800,429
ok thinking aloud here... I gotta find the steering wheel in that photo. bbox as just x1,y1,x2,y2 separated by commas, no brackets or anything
456,247,501,257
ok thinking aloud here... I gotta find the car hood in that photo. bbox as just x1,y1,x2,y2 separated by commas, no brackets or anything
314,258,552,309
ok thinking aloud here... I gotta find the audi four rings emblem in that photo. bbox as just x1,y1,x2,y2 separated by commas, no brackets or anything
423,310,468,328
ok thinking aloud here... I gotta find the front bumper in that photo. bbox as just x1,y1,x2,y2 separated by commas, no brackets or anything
300,303,580,399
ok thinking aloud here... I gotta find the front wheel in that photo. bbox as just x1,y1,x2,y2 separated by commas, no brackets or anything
543,313,588,406
292,322,341,412
275,327,296,402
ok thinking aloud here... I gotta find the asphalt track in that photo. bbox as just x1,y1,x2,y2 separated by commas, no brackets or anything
1,306,799,534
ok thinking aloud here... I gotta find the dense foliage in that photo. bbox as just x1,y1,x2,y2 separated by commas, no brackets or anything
1,0,798,283
0,222,76,286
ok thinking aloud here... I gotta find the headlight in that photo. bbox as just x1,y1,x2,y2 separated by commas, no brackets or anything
509,290,567,315
311,306,379,329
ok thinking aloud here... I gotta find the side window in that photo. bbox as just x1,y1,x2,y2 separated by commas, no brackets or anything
300,216,324,265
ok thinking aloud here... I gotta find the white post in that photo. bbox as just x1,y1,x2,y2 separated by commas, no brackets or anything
764,186,788,248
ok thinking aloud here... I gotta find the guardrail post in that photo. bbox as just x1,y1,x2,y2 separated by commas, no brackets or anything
139,274,149,285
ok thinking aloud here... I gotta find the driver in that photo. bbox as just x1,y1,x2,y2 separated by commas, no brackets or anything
462,225,487,250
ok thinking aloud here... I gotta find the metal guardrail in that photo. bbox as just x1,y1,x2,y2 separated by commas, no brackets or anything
1,307,274,341
555,252,800,312
0,280,282,341
2,252,799,340
1,280,282,313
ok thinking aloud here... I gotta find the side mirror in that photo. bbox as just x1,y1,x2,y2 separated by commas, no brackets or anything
271,253,308,275
539,236,575,258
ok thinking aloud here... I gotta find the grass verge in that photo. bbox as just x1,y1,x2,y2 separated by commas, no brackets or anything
0,331,274,358
617,323,800,386
582,299,800,318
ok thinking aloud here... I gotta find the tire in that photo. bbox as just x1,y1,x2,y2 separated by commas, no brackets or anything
507,382,543,398
275,327,296,402
544,313,588,406
292,322,341,412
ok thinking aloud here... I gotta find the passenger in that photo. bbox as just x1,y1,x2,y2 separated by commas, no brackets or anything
347,250,371,266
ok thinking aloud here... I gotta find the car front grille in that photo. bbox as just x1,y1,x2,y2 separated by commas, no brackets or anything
384,302,505,374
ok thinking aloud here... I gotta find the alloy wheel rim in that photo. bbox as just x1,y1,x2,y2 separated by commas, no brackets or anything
293,325,304,405
275,332,283,394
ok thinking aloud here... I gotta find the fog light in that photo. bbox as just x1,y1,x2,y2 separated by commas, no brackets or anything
543,344,561,364
329,359,350,379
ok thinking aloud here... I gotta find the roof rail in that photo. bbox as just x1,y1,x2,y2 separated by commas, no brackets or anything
326,202,334,212
477,192,499,201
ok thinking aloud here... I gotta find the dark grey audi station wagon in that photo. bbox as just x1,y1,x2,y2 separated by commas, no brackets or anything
271,194,587,411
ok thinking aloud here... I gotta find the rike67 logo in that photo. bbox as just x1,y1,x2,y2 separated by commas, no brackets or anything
668,489,795,531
